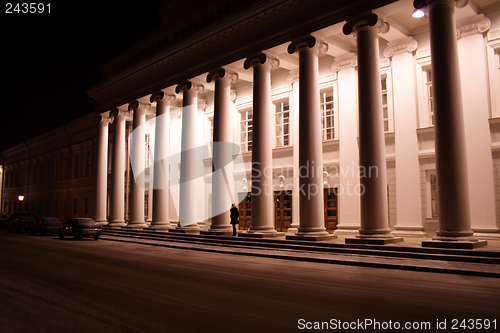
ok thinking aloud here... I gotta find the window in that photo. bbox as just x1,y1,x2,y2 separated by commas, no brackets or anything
379,72,395,132
145,133,151,168
240,108,253,152
73,198,77,215
424,69,434,125
73,154,79,179
320,87,335,140
208,117,214,143
381,76,390,132
430,173,438,218
84,197,88,216
85,151,91,177
274,99,290,147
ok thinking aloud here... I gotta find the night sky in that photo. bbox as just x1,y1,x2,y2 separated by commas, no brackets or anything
2,1,169,151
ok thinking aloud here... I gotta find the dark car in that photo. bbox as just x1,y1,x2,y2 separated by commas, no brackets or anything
2,212,35,229
7,216,37,232
59,218,102,240
32,217,62,235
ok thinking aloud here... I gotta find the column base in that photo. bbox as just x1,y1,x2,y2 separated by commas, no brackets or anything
345,237,404,245
170,224,201,234
393,225,427,238
240,231,286,238
144,223,174,231
122,222,149,229
95,219,108,226
107,221,127,228
286,234,336,241
422,237,488,249
472,227,500,240
201,226,234,236
286,227,336,241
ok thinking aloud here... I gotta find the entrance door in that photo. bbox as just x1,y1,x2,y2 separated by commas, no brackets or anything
275,191,292,231
324,188,338,231
238,193,252,230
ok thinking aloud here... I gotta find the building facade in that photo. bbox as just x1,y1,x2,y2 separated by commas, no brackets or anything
2,0,500,242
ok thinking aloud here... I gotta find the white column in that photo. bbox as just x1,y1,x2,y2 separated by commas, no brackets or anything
287,70,300,234
287,36,334,241
108,108,128,227
126,101,149,228
385,38,426,237
173,81,204,233
205,68,238,235
415,0,484,247
94,112,111,226
149,91,176,230
457,17,499,239
343,14,400,244
241,53,283,238
332,55,361,236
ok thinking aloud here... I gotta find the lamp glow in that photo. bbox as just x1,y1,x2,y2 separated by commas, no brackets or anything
412,9,425,18
18,194,24,201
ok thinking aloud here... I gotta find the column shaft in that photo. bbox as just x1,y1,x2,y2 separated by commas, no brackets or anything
150,92,175,230
428,0,472,238
175,82,203,232
109,110,127,227
244,55,279,236
207,69,236,235
95,114,110,225
127,102,148,228
355,20,392,238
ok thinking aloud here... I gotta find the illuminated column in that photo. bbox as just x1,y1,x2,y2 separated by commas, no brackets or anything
149,92,176,230
332,54,361,236
205,68,238,235
108,108,128,227
287,36,334,241
343,14,400,243
456,17,499,239
384,38,426,237
94,112,111,225
241,53,283,238
126,101,149,229
414,0,485,247
173,81,204,233
287,70,300,234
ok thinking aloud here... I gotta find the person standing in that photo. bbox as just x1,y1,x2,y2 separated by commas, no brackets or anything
230,204,239,236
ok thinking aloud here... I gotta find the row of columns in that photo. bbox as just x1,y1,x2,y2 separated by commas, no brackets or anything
94,1,486,246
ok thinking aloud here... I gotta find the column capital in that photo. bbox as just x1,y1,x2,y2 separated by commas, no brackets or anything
456,16,491,39
94,112,112,124
109,108,132,121
343,13,389,36
414,0,468,10
331,53,358,71
175,81,205,94
287,70,299,84
150,91,177,104
383,37,418,58
288,35,328,55
206,67,239,83
244,52,279,70
128,100,151,111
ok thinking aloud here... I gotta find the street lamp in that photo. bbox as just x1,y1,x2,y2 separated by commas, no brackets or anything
18,194,24,212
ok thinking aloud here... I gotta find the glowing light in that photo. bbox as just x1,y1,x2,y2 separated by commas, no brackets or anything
412,9,425,18
18,194,24,201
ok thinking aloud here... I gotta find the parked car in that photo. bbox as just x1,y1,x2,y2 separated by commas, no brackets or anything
7,215,37,232
2,213,35,229
32,217,62,235
59,218,102,240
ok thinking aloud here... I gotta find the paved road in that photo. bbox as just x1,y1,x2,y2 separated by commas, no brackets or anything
1,230,499,333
